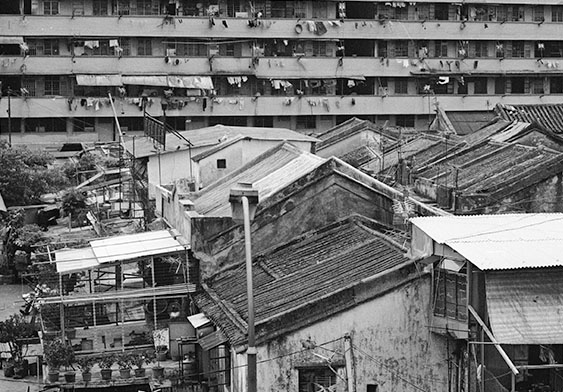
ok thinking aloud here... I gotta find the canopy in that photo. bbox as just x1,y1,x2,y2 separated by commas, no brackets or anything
486,269,563,344
167,75,214,89
0,36,24,45
122,75,169,87
76,74,122,86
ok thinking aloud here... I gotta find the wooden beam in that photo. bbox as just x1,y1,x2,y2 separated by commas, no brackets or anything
467,305,518,376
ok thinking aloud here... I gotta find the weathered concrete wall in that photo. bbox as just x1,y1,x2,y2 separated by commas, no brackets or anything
229,276,450,392
194,167,395,272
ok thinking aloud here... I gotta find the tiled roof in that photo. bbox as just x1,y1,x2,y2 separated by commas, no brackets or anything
495,103,563,134
383,134,464,170
339,145,380,168
192,142,326,217
125,124,318,158
195,215,410,345
415,141,563,195
316,117,396,151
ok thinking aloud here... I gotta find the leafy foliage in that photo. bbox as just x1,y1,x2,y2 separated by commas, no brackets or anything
60,189,88,217
0,141,68,206
97,353,116,369
43,338,75,371
76,356,96,373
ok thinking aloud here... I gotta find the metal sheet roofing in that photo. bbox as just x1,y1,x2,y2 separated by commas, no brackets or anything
54,230,186,273
195,216,410,345
410,213,563,270
192,143,325,217
55,247,98,273
91,230,185,264
125,124,318,158
496,103,563,134
486,269,563,344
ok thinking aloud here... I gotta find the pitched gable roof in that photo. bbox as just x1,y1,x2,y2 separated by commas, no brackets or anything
316,117,396,151
496,103,563,134
191,142,326,217
194,215,412,346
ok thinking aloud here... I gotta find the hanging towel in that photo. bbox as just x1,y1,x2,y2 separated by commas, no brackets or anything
315,21,328,35
109,39,119,47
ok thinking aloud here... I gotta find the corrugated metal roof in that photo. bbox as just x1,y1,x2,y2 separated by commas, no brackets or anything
196,216,410,345
55,247,98,273
486,269,563,344
496,103,563,134
193,143,325,217
410,213,563,270
91,230,185,264
125,124,318,158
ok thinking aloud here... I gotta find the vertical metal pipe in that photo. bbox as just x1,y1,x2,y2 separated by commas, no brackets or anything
242,196,256,392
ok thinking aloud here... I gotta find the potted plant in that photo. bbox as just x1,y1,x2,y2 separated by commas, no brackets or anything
117,351,133,379
155,345,168,362
151,348,165,379
98,353,115,381
132,350,153,378
0,313,38,379
76,356,95,382
43,338,72,383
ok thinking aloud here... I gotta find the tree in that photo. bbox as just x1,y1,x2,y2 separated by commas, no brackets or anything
0,141,68,207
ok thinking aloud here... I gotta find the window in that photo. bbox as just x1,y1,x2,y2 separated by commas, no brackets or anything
25,118,59,133
511,41,525,58
72,0,84,16
396,115,415,127
510,6,524,21
495,41,505,58
377,41,388,58
120,38,131,56
533,6,544,22
367,385,378,392
553,6,563,22
551,77,563,93
473,78,488,94
299,367,337,392
312,41,326,57
296,116,316,130
394,41,409,57
44,76,60,95
434,4,449,20
395,79,408,94
73,117,95,133
44,39,59,56
510,77,526,94
137,39,152,56
531,78,544,94
433,266,467,321
216,159,226,169
93,0,108,15
434,41,448,58
44,1,59,15
474,41,488,58
312,1,328,18
495,78,506,94
208,345,231,390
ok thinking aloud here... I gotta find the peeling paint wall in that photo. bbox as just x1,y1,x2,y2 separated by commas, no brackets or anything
229,276,451,392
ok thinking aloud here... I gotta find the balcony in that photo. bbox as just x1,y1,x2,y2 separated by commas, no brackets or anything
1,14,563,40
1,93,560,120
1,55,561,79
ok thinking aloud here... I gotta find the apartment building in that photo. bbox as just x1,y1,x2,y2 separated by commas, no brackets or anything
0,0,561,149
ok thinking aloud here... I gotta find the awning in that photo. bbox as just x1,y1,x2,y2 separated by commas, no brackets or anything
187,313,212,329
90,230,185,264
76,74,122,86
167,76,214,90
486,269,563,344
122,75,169,87
0,36,24,45
198,329,228,351
55,247,99,274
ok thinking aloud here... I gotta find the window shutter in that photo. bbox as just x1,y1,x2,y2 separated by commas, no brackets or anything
506,78,512,94
388,42,395,57
448,5,457,20
428,41,436,57
264,0,271,17
447,83,454,94
468,42,476,57
506,41,512,57
429,3,435,19
304,42,313,56
524,42,532,58
408,41,416,58
524,78,530,93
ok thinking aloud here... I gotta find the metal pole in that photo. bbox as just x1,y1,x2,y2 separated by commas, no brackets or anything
242,196,256,392
7,88,12,146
